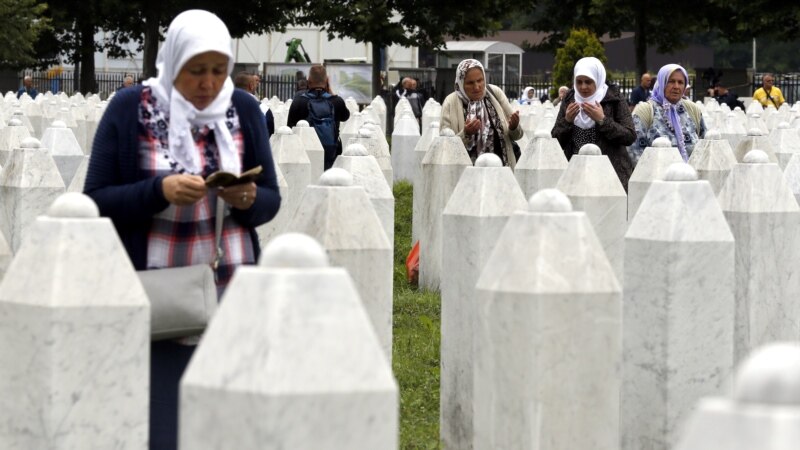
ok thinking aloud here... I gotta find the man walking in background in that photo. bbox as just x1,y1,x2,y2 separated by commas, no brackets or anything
629,72,651,106
753,73,785,108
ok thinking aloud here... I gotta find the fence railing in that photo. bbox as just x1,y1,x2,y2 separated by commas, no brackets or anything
492,76,699,103
20,71,142,99
753,74,800,105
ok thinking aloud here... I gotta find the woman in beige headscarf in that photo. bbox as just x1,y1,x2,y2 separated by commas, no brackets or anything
440,59,523,167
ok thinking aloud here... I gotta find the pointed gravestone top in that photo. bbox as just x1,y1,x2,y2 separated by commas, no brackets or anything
51,120,67,128
47,192,99,218
295,120,309,128
20,137,40,148
734,342,800,405
343,143,369,157
653,136,672,147
533,129,551,139
259,232,329,268
441,128,456,137
277,126,293,135
528,188,573,212
579,143,601,155
747,128,764,136
705,129,722,140
743,149,769,164
8,118,22,127
779,122,790,129
665,163,699,181
475,153,502,167
319,168,353,186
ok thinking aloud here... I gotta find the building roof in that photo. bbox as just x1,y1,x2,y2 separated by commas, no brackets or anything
443,41,524,54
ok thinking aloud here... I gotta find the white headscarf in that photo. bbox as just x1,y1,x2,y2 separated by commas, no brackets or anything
142,10,240,175
573,57,608,130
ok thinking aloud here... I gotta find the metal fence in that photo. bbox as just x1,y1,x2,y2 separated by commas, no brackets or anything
493,76,699,103
754,73,800,104
256,75,297,101
21,71,142,99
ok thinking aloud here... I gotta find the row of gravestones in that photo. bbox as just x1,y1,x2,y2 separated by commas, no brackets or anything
4,88,800,448
418,124,800,449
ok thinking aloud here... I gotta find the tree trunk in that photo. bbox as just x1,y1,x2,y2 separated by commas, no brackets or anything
79,19,96,94
371,41,382,100
143,10,160,79
634,5,647,75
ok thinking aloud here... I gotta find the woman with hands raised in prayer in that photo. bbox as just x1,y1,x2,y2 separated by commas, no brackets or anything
551,56,636,190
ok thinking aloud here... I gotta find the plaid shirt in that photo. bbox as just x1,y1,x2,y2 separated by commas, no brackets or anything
138,87,255,287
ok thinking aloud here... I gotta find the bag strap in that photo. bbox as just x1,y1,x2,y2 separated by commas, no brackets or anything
213,199,225,281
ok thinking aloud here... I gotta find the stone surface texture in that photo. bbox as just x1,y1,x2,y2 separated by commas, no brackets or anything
514,130,568,199
622,173,735,450
440,156,527,449
0,193,150,449
473,189,622,450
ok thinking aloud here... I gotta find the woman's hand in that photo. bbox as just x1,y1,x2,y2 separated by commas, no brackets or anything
162,174,208,206
464,117,482,135
565,102,580,123
508,110,520,130
582,101,605,122
217,182,257,210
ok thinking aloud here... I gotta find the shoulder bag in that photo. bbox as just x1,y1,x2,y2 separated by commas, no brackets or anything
138,200,224,341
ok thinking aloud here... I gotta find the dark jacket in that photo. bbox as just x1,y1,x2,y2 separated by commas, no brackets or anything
83,85,281,270
552,84,636,190
629,85,650,106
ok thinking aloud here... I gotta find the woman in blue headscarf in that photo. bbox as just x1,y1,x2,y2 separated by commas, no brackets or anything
629,64,706,164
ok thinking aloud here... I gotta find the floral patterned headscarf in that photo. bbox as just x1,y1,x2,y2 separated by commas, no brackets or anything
651,64,690,160
454,59,503,159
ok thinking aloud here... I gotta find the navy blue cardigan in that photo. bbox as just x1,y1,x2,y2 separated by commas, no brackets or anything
84,85,281,270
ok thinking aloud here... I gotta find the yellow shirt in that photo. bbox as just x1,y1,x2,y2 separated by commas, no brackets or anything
753,86,785,108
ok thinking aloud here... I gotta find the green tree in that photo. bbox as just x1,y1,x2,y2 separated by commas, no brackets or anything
552,28,606,96
299,0,506,97
0,0,51,69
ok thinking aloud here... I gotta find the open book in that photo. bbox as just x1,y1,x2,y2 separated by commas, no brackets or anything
205,165,263,188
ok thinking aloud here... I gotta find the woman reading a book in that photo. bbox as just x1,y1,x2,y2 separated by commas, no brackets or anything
84,10,280,450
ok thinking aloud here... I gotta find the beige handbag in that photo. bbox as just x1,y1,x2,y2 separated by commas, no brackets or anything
138,201,225,341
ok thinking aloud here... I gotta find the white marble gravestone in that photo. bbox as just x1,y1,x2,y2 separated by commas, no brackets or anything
254,162,289,248
674,342,800,450
473,188,622,450
411,121,440,244
391,111,421,182
287,169,393,357
418,129,471,291
0,118,31,166
514,129,568,199
292,120,325,181
718,150,800,364
180,233,398,450
622,163,735,450
440,153,527,449
333,143,394,247
421,100,441,134
0,193,149,449
40,120,87,187
769,122,800,169
66,155,90,193
556,144,627,282
347,127,393,186
688,130,738,195
271,126,311,222
733,128,778,163
339,111,362,147
0,138,66,252
628,136,684,220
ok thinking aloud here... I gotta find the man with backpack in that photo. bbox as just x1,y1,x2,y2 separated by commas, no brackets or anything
287,64,351,170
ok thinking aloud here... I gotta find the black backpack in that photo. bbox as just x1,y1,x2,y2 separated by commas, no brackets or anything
304,91,337,151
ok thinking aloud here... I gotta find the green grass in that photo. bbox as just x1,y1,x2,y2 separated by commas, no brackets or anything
391,181,442,449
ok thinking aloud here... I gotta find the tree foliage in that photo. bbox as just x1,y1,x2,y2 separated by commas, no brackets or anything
552,28,606,95
0,0,51,69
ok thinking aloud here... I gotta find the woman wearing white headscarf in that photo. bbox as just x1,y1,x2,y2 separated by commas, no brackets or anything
441,59,522,167
84,10,280,449
519,86,536,105
552,56,636,190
